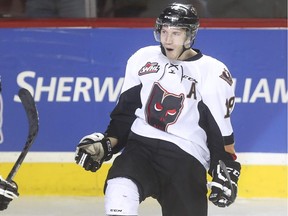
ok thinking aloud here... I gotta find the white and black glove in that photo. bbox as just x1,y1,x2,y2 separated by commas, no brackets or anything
0,176,19,211
75,133,113,172
209,160,241,207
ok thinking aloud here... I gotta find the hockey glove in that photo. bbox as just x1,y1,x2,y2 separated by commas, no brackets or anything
0,176,19,211
75,133,113,172
209,160,241,207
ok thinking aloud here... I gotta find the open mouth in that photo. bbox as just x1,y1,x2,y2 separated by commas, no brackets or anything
166,48,174,52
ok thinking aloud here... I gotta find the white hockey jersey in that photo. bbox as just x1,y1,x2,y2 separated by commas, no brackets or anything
106,45,235,170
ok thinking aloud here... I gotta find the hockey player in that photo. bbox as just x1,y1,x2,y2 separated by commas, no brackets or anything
75,2,241,216
0,80,19,211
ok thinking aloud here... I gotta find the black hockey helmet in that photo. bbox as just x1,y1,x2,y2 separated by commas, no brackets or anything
154,3,200,46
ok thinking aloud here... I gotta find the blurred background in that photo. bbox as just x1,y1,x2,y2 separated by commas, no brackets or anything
0,0,287,19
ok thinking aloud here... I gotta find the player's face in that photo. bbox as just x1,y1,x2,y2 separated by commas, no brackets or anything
160,26,189,60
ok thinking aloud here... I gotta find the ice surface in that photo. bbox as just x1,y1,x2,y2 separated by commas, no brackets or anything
1,196,287,216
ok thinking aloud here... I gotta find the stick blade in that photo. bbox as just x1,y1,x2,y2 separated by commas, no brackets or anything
18,88,39,139
6,88,39,182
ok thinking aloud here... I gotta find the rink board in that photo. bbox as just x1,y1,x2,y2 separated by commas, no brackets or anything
0,27,286,154
0,153,287,198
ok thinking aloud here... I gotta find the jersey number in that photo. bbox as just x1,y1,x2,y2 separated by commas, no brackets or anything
225,96,235,118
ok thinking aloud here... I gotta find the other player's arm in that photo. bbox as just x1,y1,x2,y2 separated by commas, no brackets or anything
0,176,19,211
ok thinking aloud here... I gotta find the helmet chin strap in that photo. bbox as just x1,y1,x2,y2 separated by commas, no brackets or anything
177,45,190,59
178,38,195,59
160,43,166,56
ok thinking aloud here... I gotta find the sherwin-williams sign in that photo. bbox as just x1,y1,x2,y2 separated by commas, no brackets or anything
0,27,286,154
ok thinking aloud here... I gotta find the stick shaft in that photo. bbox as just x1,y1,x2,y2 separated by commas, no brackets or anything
6,88,39,182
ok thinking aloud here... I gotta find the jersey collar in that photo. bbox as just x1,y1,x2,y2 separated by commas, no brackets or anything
184,49,203,61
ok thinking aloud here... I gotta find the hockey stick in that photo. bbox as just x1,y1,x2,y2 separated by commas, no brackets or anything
6,88,39,183
219,160,236,202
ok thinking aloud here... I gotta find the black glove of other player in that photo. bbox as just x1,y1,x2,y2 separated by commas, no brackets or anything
209,160,241,207
0,176,19,211
75,133,113,172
